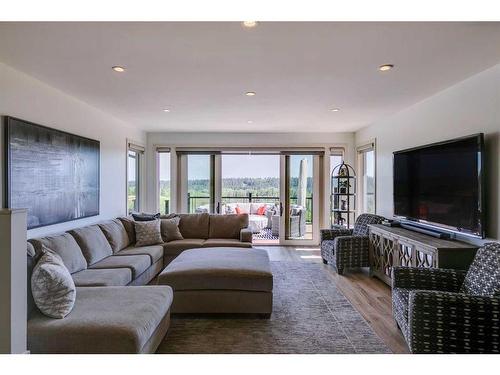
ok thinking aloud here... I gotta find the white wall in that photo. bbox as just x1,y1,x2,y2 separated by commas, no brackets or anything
0,62,145,238
145,131,355,229
356,64,500,243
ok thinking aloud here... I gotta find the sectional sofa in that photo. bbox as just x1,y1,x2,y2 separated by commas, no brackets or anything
26,213,252,353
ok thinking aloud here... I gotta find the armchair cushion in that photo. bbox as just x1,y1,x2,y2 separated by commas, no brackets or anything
408,290,500,353
392,267,466,292
460,242,500,297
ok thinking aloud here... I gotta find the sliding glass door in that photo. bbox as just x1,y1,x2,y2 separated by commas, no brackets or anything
186,154,216,213
281,153,320,245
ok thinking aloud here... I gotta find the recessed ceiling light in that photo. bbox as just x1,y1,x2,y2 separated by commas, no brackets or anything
245,91,256,96
379,64,394,72
330,108,340,112
247,120,253,124
163,109,170,112
242,21,258,28
112,66,125,73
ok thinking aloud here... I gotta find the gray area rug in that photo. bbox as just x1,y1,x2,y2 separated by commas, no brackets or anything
157,262,391,354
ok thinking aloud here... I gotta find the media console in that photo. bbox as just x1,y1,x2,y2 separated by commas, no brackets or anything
368,224,478,286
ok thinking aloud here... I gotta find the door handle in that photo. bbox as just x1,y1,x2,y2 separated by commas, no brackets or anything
280,202,283,217
216,202,220,214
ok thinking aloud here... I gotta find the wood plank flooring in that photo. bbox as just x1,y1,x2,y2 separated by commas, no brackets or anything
255,245,409,354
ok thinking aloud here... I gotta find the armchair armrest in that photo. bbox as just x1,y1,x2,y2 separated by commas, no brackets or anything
392,267,466,292
408,290,500,353
240,227,253,243
320,228,353,241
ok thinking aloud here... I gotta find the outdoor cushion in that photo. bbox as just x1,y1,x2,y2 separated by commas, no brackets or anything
208,214,248,239
116,245,163,264
28,286,173,354
69,225,113,266
72,268,132,287
89,255,151,278
31,247,76,319
163,239,205,257
98,219,130,252
203,238,252,248
118,216,136,244
178,213,210,239
158,247,272,292
30,233,87,274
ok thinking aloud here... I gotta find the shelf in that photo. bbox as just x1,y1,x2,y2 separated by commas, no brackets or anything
331,176,355,179
332,193,356,196
332,209,356,213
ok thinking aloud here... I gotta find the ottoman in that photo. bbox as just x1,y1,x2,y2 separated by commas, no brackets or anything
157,247,273,317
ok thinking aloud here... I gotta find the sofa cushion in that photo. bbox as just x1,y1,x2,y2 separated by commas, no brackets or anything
69,225,113,266
160,217,184,242
118,216,136,244
158,247,272,292
72,268,132,287
203,238,252,248
209,214,248,239
28,286,173,354
98,219,130,253
135,220,163,247
460,242,500,296
30,233,87,274
89,255,151,278
116,245,163,264
31,247,76,319
178,213,210,239
163,239,205,257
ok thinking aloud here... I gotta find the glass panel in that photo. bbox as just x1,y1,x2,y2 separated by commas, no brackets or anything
287,154,313,240
127,150,139,213
221,154,280,243
158,152,171,215
363,150,375,214
187,154,213,213
330,154,343,177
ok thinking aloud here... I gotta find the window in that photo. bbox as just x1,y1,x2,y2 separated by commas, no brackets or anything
357,142,376,214
157,148,171,215
127,142,144,214
329,147,344,177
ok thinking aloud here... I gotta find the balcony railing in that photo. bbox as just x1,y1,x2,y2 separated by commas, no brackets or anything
187,193,313,223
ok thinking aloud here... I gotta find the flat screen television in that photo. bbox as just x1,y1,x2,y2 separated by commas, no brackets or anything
393,134,485,238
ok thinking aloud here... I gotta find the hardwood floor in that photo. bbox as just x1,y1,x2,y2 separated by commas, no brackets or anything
255,245,409,354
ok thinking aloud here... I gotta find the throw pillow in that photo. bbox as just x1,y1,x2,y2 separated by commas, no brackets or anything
132,212,161,222
160,217,184,242
31,246,76,319
134,219,163,246
235,206,243,214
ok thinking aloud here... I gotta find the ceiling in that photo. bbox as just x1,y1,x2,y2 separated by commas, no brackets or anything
1,22,500,133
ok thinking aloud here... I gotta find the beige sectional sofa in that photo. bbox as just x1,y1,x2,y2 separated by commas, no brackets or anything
26,213,253,353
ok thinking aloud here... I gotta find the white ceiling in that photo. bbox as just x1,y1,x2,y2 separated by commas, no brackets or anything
1,22,500,133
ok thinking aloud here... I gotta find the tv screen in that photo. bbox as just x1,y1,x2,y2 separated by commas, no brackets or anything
393,134,485,238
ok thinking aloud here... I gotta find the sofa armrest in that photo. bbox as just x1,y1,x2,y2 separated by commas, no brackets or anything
320,228,353,241
240,227,253,243
392,267,466,292
408,290,500,353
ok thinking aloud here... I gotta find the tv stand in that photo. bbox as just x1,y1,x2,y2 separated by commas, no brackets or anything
399,222,451,239
368,224,478,286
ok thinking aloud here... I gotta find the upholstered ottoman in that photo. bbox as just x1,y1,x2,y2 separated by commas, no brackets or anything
157,247,273,317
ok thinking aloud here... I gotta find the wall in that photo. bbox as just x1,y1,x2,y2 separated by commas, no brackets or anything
356,64,500,243
145,131,355,230
0,62,145,238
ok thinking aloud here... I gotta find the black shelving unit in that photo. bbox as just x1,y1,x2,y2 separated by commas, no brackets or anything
330,162,356,228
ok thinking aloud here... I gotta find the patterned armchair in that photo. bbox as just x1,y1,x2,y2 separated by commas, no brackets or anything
320,213,384,274
392,242,500,353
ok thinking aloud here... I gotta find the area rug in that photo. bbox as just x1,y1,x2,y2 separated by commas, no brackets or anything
156,262,391,354
253,227,279,241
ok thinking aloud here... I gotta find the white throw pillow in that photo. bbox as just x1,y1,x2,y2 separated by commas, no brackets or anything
31,246,76,319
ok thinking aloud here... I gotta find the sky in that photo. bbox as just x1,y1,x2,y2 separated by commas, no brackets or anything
159,154,316,180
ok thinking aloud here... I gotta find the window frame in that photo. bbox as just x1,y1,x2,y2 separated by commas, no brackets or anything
126,140,145,214
357,140,376,215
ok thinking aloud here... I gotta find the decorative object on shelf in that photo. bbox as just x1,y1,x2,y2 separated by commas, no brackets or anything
330,162,356,228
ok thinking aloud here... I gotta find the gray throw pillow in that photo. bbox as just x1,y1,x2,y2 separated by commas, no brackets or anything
160,217,184,242
135,219,163,247
31,246,76,319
